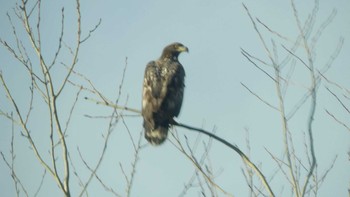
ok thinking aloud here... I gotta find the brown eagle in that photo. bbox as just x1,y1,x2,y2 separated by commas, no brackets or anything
142,42,188,145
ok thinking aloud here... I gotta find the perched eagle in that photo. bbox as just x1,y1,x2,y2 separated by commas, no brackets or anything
142,42,189,145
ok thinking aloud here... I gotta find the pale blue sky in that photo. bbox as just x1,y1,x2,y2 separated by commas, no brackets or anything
1,0,349,196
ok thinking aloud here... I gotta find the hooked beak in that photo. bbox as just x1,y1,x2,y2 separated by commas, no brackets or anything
179,45,189,53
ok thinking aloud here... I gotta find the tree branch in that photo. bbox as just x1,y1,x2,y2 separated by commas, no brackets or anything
172,120,275,197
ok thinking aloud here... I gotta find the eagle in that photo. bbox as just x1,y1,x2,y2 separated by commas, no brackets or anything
142,42,189,145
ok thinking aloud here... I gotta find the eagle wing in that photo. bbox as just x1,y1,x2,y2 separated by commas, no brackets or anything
162,62,185,117
142,60,185,118
142,61,165,118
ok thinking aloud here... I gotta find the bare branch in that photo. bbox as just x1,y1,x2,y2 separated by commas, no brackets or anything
62,62,110,104
20,0,73,194
242,129,255,197
84,97,141,114
24,77,35,125
310,9,337,52
80,18,102,43
281,45,310,71
49,7,65,70
265,148,293,186
319,37,344,74
0,73,57,185
67,153,85,194
242,3,275,64
34,169,46,197
170,130,233,197
56,0,82,98
325,110,350,132
79,54,128,197
241,49,276,82
63,87,83,135
78,115,117,197
1,152,29,197
0,113,29,197
173,121,275,197
78,148,121,197
290,0,318,194
281,59,296,98
27,0,39,18
320,72,350,96
178,132,214,196
125,131,143,197
316,156,337,187
241,82,279,111
325,87,350,114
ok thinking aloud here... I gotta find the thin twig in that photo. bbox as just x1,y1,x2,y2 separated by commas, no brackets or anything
325,87,350,114
242,3,275,64
63,87,83,135
325,110,350,132
80,18,102,43
49,7,65,69
281,45,310,70
178,132,214,196
256,18,291,42
78,148,121,197
56,0,82,98
34,170,46,197
79,51,129,197
67,153,86,195
241,82,279,111
0,73,57,188
310,9,337,52
170,130,233,197
241,49,276,82
125,131,143,197
320,72,350,96
1,113,30,197
84,97,141,114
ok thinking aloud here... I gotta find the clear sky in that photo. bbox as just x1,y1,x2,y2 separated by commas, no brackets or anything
0,0,349,196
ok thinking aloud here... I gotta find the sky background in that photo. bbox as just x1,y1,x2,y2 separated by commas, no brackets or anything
0,0,349,196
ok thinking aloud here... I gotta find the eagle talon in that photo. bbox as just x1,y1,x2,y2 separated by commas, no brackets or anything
169,118,177,125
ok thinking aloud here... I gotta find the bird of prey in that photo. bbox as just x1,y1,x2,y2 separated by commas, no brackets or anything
142,42,188,145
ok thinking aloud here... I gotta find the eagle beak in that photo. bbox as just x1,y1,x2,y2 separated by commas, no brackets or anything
179,46,189,53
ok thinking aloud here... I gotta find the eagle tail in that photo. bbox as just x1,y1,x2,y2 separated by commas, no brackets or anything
144,121,169,145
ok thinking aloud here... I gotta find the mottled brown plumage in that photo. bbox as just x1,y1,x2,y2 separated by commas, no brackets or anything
142,42,188,145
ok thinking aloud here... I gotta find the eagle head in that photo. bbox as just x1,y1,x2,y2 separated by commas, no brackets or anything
161,42,189,60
